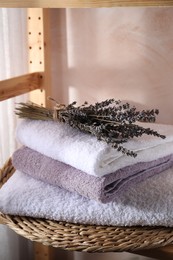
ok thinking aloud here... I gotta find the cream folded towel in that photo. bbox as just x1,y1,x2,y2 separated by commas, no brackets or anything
16,120,173,177
12,146,173,203
1,168,173,226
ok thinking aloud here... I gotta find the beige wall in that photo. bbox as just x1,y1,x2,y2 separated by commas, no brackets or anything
47,10,173,259
49,7,173,124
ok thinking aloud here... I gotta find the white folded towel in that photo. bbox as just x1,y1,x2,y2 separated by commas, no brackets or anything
16,120,173,177
1,168,173,226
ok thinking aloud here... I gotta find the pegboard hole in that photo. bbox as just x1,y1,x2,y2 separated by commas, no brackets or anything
30,61,32,64
38,32,42,35
29,46,32,50
39,61,42,64
38,17,41,20
29,32,31,35
39,47,42,50
28,17,31,20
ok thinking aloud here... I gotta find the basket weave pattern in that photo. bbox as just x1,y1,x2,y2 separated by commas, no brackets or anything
1,158,173,252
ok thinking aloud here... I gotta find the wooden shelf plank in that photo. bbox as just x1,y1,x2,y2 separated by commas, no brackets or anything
0,72,43,101
0,0,173,7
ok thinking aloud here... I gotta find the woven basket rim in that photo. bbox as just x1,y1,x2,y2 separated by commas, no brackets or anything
1,158,173,252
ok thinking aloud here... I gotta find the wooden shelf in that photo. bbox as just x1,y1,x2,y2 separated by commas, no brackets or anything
0,0,173,7
0,72,43,101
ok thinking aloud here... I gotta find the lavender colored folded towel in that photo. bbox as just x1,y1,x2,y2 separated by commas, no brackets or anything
1,168,173,226
16,120,173,177
12,147,173,203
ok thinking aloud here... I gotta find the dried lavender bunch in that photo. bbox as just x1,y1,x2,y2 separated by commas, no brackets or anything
15,99,165,157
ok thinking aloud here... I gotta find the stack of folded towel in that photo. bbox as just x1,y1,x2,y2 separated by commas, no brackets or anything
1,119,173,226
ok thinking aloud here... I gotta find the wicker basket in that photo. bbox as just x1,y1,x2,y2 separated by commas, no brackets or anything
1,159,173,253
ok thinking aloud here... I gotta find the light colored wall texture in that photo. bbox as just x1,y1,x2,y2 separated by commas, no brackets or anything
48,10,172,259
49,7,173,124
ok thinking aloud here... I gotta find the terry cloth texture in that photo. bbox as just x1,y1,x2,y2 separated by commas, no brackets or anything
1,169,173,226
12,146,173,203
16,120,173,177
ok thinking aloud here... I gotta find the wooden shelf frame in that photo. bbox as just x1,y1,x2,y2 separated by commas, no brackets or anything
0,0,173,7
0,8,51,105
0,72,43,101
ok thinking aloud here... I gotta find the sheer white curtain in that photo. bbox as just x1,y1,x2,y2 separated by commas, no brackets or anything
0,8,33,260
0,8,28,167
